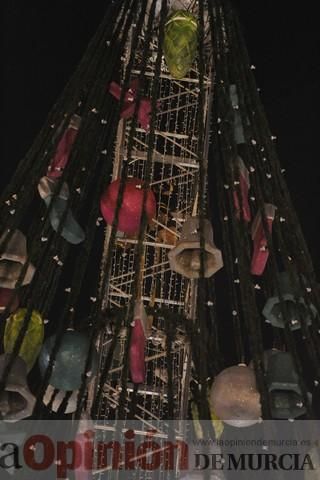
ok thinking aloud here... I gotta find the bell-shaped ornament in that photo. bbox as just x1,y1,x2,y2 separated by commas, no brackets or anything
38,177,85,245
262,272,317,330
0,230,35,289
209,364,261,427
38,176,69,200
4,309,44,372
38,330,98,391
42,385,79,415
163,10,198,79
0,354,36,422
168,217,223,279
265,350,306,419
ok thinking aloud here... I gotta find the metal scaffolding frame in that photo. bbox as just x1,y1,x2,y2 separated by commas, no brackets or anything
89,2,214,477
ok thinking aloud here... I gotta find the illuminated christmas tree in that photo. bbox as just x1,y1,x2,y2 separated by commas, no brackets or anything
1,1,319,478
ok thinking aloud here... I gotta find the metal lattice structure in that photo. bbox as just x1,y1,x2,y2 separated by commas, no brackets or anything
91,0,213,433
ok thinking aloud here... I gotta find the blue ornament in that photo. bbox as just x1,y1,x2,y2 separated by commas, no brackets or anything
38,331,98,391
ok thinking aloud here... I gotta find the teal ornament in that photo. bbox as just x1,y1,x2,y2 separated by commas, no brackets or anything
44,196,85,245
265,350,306,419
262,272,317,331
229,84,246,144
38,331,98,391
38,176,85,245
163,10,198,80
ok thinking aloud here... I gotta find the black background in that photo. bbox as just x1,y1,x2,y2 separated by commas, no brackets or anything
1,1,319,273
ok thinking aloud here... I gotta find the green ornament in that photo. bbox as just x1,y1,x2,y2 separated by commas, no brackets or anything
4,308,44,372
163,10,198,80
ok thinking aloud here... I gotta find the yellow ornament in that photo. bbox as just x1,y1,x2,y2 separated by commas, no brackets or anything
191,400,224,440
4,308,44,372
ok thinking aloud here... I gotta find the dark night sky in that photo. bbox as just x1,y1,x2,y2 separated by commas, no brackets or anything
2,1,320,274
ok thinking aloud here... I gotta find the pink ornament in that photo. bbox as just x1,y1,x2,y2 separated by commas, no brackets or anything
129,301,147,384
233,156,251,223
108,80,159,131
100,178,156,235
47,114,81,179
250,203,276,276
129,318,145,384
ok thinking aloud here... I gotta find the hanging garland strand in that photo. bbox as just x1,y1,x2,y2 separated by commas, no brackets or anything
22,0,140,416
116,0,163,420
89,0,152,420
210,0,272,418
227,5,320,406
207,0,246,366
232,6,320,319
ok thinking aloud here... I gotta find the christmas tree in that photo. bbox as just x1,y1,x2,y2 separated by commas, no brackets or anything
1,1,319,478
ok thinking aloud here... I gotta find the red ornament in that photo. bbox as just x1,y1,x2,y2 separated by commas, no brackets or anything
100,178,156,235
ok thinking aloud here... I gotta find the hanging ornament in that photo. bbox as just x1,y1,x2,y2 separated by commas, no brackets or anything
100,178,156,235
0,354,36,422
108,80,158,131
262,272,318,330
38,175,69,200
0,230,35,289
38,176,85,245
163,10,198,80
0,287,19,314
129,300,148,384
168,217,223,279
47,114,82,178
229,84,246,144
233,156,251,222
250,203,276,275
209,364,261,427
42,385,79,415
263,350,306,419
4,308,44,372
191,399,224,440
38,330,98,391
